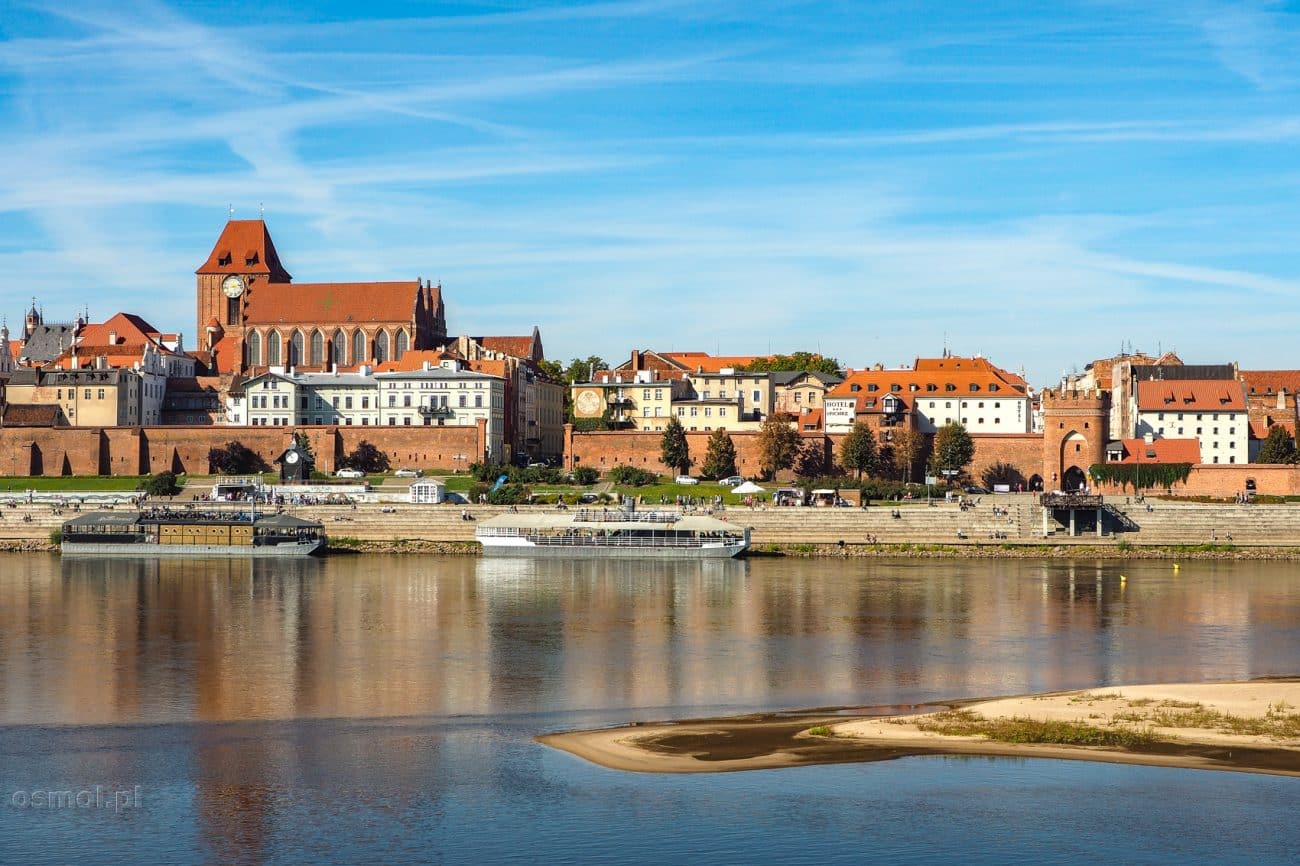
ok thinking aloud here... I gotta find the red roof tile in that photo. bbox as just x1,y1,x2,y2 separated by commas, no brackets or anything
1136,380,1245,412
662,352,766,373
243,282,418,326
479,336,534,359
1240,370,1300,396
1109,438,1201,464
196,220,292,280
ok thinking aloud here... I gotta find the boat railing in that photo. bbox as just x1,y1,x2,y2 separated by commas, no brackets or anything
526,534,742,548
572,509,681,524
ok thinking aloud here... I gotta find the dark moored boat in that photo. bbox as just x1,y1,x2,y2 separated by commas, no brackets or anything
60,509,326,557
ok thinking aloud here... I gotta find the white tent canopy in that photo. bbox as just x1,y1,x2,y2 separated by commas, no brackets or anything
731,481,765,494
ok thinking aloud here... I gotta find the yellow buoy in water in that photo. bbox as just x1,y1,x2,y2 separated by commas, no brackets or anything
1173,564,1180,572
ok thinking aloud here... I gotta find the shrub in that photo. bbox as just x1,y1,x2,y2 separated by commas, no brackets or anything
49,529,62,545
571,466,599,485
608,465,658,487
487,483,531,505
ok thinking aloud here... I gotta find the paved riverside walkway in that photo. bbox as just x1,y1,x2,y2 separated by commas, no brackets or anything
4,493,1300,549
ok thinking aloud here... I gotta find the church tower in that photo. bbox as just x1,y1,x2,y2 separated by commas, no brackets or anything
195,220,292,375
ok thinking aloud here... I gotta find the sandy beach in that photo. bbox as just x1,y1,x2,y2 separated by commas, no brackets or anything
539,680,1300,777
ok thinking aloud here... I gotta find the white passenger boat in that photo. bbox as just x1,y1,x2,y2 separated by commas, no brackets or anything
476,508,749,558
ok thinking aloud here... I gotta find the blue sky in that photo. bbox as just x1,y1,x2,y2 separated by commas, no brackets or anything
2,0,1299,384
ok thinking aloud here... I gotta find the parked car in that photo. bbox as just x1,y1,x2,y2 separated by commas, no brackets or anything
394,468,423,478
964,485,989,495
335,468,365,479
578,493,600,504
719,475,745,487
675,475,700,485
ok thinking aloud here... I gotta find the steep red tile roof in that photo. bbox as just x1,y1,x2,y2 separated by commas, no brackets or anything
77,312,159,346
1136,380,1245,412
662,352,766,373
196,219,292,280
1240,370,1300,396
1249,420,1296,440
243,282,418,326
1108,438,1201,464
479,336,534,359
827,357,1027,407
798,408,823,430
1,404,66,426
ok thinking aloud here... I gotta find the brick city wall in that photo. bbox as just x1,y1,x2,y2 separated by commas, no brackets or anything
1093,464,1300,498
0,424,484,476
968,434,1045,486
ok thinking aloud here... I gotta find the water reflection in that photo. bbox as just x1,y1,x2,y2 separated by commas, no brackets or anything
0,555,1297,727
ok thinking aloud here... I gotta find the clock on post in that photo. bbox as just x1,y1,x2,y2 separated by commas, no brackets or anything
276,440,312,483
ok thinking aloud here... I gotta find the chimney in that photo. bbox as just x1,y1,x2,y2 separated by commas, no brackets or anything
630,350,641,373
1143,431,1154,445
108,330,117,345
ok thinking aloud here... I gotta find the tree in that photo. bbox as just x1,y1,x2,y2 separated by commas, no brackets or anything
142,471,181,497
208,441,269,474
700,429,738,479
838,421,878,480
889,426,924,483
341,440,390,473
537,359,565,384
756,413,800,480
292,431,317,473
792,439,826,479
740,352,841,376
660,416,691,474
571,466,599,485
930,422,975,480
563,356,609,384
1256,425,1296,464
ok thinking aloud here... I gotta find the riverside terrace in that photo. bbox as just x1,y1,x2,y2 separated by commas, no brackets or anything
8,495,1300,552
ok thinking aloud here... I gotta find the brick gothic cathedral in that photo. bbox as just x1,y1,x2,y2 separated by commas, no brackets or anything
196,220,446,379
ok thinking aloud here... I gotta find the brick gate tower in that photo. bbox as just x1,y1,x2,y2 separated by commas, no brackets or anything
1040,387,1109,492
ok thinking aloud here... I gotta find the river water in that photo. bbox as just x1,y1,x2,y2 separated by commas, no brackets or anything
1,553,1298,864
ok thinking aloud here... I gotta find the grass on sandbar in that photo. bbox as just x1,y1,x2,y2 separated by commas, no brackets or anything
807,725,835,737
911,710,1161,748
1112,700,1300,739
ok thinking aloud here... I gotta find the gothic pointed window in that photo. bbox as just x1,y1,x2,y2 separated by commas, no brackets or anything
247,331,262,366
310,329,324,366
331,330,345,367
352,330,366,364
267,330,282,366
394,329,409,360
289,331,304,367
375,329,389,364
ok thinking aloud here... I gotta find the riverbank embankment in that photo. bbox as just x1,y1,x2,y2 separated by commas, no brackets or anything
5,495,1300,556
540,681,1300,777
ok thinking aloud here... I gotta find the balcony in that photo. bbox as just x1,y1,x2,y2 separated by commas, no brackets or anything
419,405,456,420
607,395,635,409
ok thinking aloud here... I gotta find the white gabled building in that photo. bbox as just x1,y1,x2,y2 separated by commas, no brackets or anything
1135,379,1247,465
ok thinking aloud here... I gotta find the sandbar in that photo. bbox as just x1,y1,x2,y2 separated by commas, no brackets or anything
539,680,1300,777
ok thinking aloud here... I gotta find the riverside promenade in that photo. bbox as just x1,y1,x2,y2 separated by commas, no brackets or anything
4,494,1300,552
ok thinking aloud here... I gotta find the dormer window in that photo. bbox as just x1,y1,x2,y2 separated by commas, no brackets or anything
926,383,937,392
945,383,956,392
850,383,860,393
867,383,878,392
245,250,259,266
890,383,901,392
969,384,979,393
989,384,999,392
217,250,232,266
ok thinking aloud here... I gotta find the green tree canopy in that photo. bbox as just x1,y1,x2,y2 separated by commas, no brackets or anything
740,352,840,376
660,416,692,474
757,414,800,480
930,422,975,479
292,431,317,471
1256,425,1296,464
838,421,878,480
701,429,738,479
888,426,924,483
563,356,609,384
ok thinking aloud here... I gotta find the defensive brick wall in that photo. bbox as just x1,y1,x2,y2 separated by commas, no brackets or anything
0,424,485,476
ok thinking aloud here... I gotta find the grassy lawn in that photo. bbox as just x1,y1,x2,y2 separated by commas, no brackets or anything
0,476,149,492
613,482,738,501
